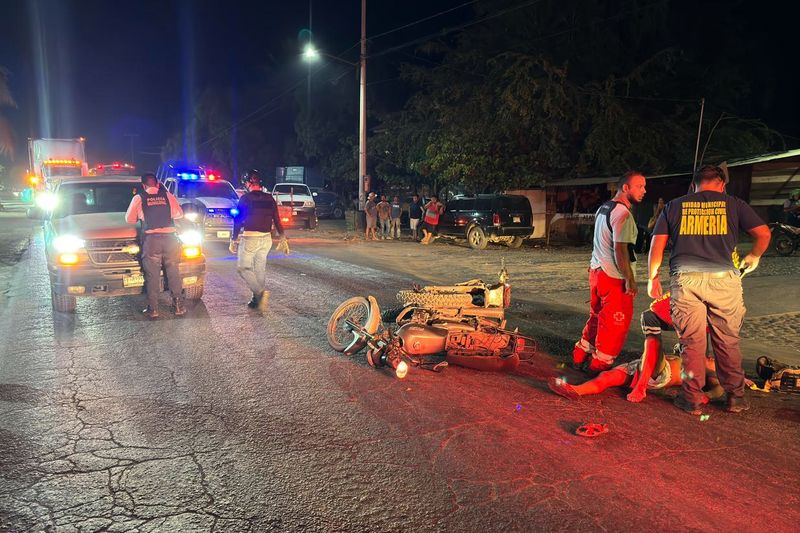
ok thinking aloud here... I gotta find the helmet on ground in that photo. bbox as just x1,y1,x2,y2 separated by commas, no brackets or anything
241,169,261,187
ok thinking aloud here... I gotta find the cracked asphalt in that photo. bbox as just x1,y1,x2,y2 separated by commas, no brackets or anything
1,215,799,532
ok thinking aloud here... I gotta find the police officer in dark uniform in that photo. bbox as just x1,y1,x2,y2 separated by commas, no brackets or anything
125,172,185,318
230,170,286,311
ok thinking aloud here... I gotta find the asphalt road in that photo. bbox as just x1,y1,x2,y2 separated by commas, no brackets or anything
1,217,799,532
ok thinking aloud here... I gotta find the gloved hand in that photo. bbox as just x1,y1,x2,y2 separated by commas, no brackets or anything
740,253,760,275
276,236,290,255
229,239,239,255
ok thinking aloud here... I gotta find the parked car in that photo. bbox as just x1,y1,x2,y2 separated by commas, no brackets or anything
436,194,534,249
313,190,345,219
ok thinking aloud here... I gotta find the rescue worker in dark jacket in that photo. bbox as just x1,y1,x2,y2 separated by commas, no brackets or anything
125,172,185,319
230,170,286,311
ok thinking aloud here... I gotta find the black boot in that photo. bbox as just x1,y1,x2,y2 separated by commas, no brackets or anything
247,294,259,308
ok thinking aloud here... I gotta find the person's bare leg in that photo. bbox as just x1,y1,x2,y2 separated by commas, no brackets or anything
549,368,629,399
627,335,661,402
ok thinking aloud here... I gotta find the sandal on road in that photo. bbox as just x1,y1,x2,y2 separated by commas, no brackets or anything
575,423,609,438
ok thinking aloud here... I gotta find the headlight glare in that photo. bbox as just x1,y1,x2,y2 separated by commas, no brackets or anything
185,212,199,222
53,235,85,253
179,230,202,246
36,192,58,211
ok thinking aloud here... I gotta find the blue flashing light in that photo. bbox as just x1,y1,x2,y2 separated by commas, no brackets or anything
230,208,239,216
207,208,216,213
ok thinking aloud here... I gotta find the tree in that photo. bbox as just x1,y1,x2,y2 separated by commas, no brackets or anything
0,67,17,161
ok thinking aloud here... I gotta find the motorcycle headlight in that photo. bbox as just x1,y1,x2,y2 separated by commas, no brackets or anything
303,200,314,208
53,235,85,253
178,230,202,246
184,212,199,222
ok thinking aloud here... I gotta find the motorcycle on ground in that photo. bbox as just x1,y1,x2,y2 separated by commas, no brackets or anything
769,222,800,256
326,265,536,378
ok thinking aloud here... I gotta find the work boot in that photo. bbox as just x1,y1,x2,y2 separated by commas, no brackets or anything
173,298,186,316
257,290,270,312
247,294,259,308
725,396,750,413
142,306,159,319
673,395,704,416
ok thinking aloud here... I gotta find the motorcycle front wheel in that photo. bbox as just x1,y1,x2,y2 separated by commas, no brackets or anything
327,297,371,353
773,232,797,256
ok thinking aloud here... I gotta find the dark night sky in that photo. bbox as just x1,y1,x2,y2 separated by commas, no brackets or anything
1,0,798,174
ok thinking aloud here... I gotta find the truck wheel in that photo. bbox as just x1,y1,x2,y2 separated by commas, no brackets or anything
184,283,204,300
467,226,488,250
396,290,473,308
507,236,524,248
51,290,76,313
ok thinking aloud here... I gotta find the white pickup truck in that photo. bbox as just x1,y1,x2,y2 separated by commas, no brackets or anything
271,183,317,229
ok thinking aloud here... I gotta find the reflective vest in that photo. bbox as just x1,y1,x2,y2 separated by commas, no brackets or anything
139,186,173,232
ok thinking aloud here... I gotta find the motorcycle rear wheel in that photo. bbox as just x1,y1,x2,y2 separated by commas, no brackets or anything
396,290,473,308
774,233,797,256
327,297,371,353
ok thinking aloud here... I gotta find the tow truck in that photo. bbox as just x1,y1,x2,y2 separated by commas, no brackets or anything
41,175,206,313
163,172,239,242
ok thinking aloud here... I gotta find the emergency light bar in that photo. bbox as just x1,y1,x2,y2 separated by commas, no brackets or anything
44,159,82,166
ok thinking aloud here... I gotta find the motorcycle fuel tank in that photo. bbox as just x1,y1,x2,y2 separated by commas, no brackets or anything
397,324,448,355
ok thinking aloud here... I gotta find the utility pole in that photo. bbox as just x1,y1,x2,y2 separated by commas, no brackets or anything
692,98,705,172
123,133,140,164
358,0,367,211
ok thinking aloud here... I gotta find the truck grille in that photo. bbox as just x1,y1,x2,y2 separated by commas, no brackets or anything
85,239,140,265
281,201,305,207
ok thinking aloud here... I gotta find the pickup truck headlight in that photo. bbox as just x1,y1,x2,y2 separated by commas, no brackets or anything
178,230,202,246
53,235,85,253
303,200,314,208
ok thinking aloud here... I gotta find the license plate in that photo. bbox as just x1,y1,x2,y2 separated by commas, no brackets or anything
513,216,521,223
216,230,230,238
123,273,144,288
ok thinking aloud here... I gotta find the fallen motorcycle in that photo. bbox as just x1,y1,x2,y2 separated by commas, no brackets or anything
382,262,511,328
326,267,535,378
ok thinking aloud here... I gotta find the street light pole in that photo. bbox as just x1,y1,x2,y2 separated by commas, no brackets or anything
358,0,367,211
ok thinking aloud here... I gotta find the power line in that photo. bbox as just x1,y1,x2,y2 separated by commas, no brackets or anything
370,0,480,40
369,0,546,59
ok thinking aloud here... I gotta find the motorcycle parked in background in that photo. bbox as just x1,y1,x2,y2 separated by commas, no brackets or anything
769,222,800,256
326,265,536,378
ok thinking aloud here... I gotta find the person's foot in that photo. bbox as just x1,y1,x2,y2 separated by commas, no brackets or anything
247,295,259,308
626,388,647,403
674,395,704,416
173,299,186,316
547,377,581,400
142,306,159,319
257,290,270,312
726,396,750,413
571,343,589,367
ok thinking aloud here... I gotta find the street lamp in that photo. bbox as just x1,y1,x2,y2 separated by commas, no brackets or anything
302,0,368,212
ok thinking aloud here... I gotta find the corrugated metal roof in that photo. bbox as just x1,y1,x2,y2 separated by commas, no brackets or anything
544,148,800,187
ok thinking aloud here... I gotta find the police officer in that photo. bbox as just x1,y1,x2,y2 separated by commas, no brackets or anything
230,170,286,310
125,172,185,318
648,165,771,414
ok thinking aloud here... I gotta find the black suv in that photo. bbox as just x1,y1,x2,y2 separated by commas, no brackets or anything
312,190,345,219
436,194,533,249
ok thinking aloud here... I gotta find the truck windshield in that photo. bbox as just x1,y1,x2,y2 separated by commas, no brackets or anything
274,184,310,195
52,182,143,219
178,181,238,200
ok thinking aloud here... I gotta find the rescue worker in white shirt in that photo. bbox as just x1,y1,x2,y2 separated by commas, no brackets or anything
125,172,185,319
229,170,286,311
